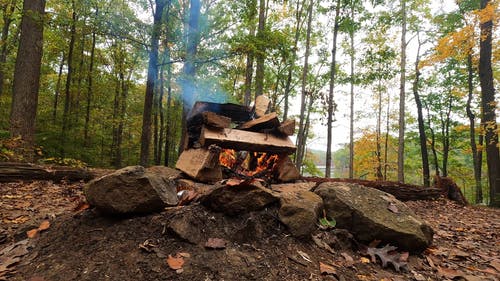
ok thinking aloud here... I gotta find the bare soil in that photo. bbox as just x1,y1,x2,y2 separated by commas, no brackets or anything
1,180,499,281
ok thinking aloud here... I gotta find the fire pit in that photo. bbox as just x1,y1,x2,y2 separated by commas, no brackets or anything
175,98,299,184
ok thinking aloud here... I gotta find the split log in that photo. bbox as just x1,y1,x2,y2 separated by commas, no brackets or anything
187,101,252,124
0,162,93,182
274,155,300,182
254,95,270,117
200,126,296,154
202,112,231,129
277,119,296,136
238,112,280,132
304,177,442,201
175,147,222,183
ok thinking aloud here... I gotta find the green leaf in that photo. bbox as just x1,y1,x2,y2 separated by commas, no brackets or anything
319,217,336,228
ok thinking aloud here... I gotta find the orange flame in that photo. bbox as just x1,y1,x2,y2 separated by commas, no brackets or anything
219,149,279,177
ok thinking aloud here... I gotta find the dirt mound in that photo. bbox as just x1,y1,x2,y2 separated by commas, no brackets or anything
2,181,500,281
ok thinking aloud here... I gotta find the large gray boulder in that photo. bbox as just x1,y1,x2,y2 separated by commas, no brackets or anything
278,190,323,238
314,182,433,252
200,182,278,216
84,166,180,215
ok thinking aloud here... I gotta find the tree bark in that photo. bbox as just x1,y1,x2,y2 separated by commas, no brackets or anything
325,0,341,178
140,0,166,166
0,0,16,96
479,0,500,207
283,0,306,120
53,52,65,123
243,0,257,107
348,0,355,179
397,0,407,183
60,2,77,156
84,18,97,146
466,53,482,203
412,34,430,186
295,0,314,174
254,0,266,99
0,162,93,182
9,0,46,152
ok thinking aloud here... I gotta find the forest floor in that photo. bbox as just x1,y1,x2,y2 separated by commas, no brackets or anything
0,179,499,281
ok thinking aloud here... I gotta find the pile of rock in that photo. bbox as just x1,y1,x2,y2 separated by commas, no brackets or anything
84,166,433,252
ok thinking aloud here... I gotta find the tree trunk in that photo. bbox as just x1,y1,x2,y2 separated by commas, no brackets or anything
84,23,97,146
376,80,382,180
383,94,390,180
283,0,305,120
466,53,482,203
140,0,166,166
254,0,266,99
164,47,173,166
479,0,500,207
157,60,165,165
295,0,314,174
53,52,64,123
412,34,430,186
325,0,341,178
243,0,257,107
348,0,355,179
61,3,77,156
9,0,46,153
0,0,16,96
397,0,407,183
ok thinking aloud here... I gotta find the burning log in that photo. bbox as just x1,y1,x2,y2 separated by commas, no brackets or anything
175,147,222,183
199,126,296,154
275,155,300,182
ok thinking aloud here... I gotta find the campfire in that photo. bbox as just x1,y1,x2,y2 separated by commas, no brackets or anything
175,96,299,184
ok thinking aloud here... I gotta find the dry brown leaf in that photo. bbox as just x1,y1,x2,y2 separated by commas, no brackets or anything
38,220,50,231
26,229,39,239
360,257,370,263
205,238,227,249
178,252,191,258
166,254,185,270
225,178,245,187
73,201,90,213
437,266,464,279
489,259,500,272
319,262,337,275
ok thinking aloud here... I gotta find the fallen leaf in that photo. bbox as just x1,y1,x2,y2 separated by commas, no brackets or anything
360,257,370,263
166,254,185,270
366,244,408,272
297,250,312,263
312,234,334,254
341,252,354,267
73,201,90,213
463,275,485,281
489,259,500,272
387,202,399,213
319,262,337,275
318,217,336,229
205,238,227,249
437,266,464,279
178,252,191,258
38,220,50,231
225,178,245,186
26,229,39,239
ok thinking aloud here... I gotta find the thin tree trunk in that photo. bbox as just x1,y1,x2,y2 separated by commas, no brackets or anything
254,0,266,99
179,0,200,155
164,47,173,166
295,0,314,174
9,0,46,153
397,0,407,183
412,34,430,186
84,22,97,146
243,1,257,107
0,0,16,96
283,0,305,120
384,94,390,180
425,104,440,176
479,0,500,207
375,80,382,180
466,53,482,203
348,0,355,179
140,0,166,166
53,52,64,123
61,3,77,156
325,0,341,178
157,62,165,165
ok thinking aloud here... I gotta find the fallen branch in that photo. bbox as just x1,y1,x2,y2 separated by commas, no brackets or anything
0,162,93,182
